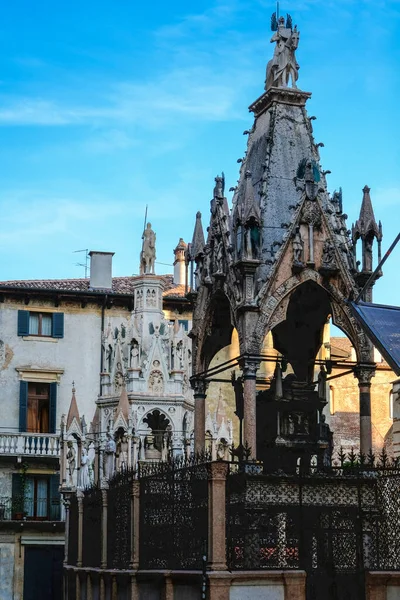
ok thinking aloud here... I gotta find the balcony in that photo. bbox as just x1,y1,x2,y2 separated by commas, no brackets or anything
0,433,60,458
0,496,62,521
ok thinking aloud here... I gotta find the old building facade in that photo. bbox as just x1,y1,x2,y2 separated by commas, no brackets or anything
0,237,195,600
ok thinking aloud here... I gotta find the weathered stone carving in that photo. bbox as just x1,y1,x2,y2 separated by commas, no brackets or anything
265,13,300,90
213,174,225,200
104,433,116,480
292,226,304,264
321,239,337,269
140,223,156,275
66,441,76,486
302,201,322,228
149,370,164,395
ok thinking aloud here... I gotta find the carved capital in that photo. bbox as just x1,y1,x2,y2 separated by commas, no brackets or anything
239,358,260,380
354,364,376,385
191,378,209,397
207,461,229,481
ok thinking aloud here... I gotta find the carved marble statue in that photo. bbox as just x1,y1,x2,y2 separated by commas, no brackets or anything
265,14,300,90
292,227,304,263
140,222,156,274
66,441,76,486
79,446,90,489
117,435,129,470
104,433,116,480
130,341,140,368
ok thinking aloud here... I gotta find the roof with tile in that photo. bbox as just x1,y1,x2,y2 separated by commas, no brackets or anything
0,274,187,298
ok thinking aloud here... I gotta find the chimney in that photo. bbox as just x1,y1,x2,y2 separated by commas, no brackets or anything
89,251,114,290
173,238,187,285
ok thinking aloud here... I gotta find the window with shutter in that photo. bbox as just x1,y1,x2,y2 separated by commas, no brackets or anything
19,381,28,432
17,310,30,336
18,311,64,338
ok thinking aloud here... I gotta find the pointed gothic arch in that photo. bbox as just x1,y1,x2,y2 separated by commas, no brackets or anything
192,289,238,375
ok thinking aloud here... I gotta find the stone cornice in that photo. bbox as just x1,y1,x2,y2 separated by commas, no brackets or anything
249,87,312,117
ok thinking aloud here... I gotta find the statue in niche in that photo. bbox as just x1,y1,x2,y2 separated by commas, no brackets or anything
79,446,90,489
322,239,336,268
106,344,113,373
265,13,300,90
116,434,129,470
140,223,156,274
244,218,261,259
66,441,76,486
149,370,164,395
176,341,184,369
130,341,140,368
104,433,116,480
114,362,124,392
318,366,327,400
364,238,373,271
292,226,304,263
213,173,225,200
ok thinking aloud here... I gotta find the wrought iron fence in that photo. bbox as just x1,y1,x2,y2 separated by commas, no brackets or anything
226,450,400,599
107,468,135,569
82,486,102,568
139,456,209,570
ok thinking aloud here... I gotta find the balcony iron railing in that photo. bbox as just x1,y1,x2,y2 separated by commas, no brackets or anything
0,496,62,521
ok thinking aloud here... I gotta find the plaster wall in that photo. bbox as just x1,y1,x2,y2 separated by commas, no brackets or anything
0,542,14,600
0,300,133,430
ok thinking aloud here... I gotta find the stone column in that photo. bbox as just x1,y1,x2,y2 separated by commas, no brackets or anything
112,576,117,600
207,462,228,572
62,495,71,565
130,480,140,570
241,359,259,458
165,576,174,600
193,380,208,454
355,365,375,455
87,573,93,600
77,490,84,568
101,484,108,569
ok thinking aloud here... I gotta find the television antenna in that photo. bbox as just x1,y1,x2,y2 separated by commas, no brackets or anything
73,249,90,278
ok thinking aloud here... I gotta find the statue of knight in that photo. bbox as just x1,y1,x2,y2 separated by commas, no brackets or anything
265,12,300,90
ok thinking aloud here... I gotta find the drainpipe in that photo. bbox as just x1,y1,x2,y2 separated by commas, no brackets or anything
100,295,107,395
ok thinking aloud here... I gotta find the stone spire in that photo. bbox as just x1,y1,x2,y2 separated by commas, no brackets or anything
190,211,205,259
352,186,382,282
66,383,80,430
353,185,380,241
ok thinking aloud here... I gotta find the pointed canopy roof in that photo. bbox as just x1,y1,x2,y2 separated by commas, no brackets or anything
242,170,261,224
66,384,80,430
190,211,205,258
353,185,380,241
116,381,130,421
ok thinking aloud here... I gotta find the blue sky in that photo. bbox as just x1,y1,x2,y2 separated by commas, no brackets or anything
0,0,399,306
